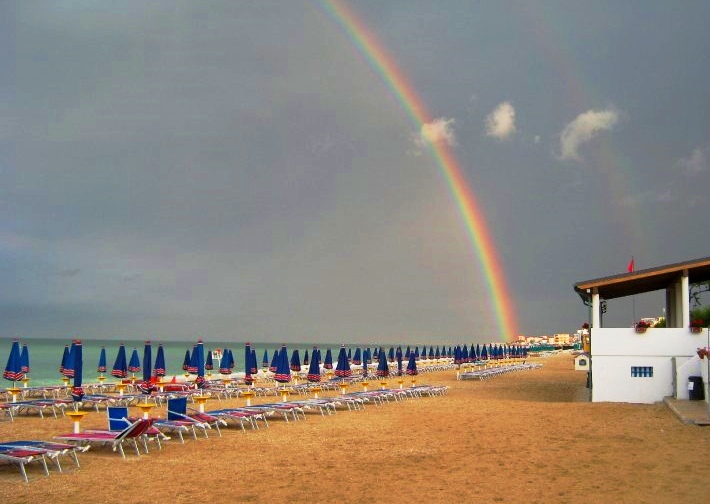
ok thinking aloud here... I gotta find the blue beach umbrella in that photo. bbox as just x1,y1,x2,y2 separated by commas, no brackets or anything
128,348,141,376
251,349,257,374
138,341,153,394
406,353,418,376
20,343,29,376
189,340,206,388
335,345,352,378
307,347,321,383
352,348,361,366
154,344,166,377
323,348,333,370
303,349,309,366
421,345,427,359
3,340,24,386
269,349,279,372
262,350,269,369
71,340,84,402
219,348,231,376
290,349,301,372
274,345,291,384
396,347,403,376
481,345,488,360
244,343,255,385
111,344,128,379
388,347,395,363
347,348,352,362
97,347,107,374
182,349,191,372
376,349,389,378
59,345,70,375
143,341,152,382
205,350,214,372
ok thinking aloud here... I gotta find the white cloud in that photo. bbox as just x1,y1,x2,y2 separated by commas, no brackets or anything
676,147,707,175
415,118,456,148
485,101,516,140
558,109,619,161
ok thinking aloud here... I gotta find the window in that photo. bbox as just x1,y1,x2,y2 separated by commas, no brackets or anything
630,366,653,377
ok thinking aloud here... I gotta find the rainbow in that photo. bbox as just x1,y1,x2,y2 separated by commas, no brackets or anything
318,0,518,340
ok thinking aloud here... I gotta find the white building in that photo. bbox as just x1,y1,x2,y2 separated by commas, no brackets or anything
574,256,710,404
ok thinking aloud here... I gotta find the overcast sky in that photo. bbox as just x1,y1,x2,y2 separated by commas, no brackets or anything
2,1,709,344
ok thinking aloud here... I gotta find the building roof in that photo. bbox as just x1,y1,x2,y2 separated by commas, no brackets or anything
574,256,710,303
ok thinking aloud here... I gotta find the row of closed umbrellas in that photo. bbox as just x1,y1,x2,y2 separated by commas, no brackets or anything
3,340,421,403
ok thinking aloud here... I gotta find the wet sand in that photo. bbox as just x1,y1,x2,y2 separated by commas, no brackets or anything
2,352,709,504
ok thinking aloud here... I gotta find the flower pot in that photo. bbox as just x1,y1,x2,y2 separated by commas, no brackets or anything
635,327,647,334
690,327,703,333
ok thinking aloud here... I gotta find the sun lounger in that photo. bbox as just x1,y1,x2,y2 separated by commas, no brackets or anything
0,440,87,473
0,445,50,482
55,418,152,459
207,408,269,430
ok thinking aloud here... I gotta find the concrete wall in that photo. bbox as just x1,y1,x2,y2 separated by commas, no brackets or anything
590,328,709,403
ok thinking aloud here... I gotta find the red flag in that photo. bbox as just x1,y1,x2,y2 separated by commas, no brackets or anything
627,257,635,273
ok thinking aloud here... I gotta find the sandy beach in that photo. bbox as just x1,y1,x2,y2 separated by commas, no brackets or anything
1,352,708,504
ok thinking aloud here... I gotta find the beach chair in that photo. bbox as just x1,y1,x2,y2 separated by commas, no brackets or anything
0,440,86,473
165,397,225,437
99,406,167,452
0,445,50,482
54,418,151,459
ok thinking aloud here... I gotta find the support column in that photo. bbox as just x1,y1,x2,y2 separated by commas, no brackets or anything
681,271,690,329
591,290,601,328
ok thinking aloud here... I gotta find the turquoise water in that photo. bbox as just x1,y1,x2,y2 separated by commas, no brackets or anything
0,338,438,387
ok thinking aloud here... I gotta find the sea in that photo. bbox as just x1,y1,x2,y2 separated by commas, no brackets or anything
0,337,433,387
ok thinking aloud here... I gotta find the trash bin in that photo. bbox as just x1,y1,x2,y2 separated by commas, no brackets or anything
688,376,704,401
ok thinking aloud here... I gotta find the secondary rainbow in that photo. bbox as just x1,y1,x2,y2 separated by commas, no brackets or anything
319,0,518,340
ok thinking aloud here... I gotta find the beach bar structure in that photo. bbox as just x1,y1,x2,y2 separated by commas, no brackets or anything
574,256,710,404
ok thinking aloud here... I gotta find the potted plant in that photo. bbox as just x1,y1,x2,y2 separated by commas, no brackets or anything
689,319,705,333
635,320,651,333
697,347,708,359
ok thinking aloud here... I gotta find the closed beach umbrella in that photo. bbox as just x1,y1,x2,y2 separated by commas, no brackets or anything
139,341,153,394
262,350,269,369
219,348,231,375
421,345,427,360
352,348,361,366
97,347,107,374
111,344,128,379
59,345,70,375
323,348,333,370
274,345,291,384
63,343,76,378
303,349,309,366
396,347,403,376
182,349,191,371
306,348,321,383
481,345,488,360
189,340,206,388
128,348,141,376
20,343,30,375
244,343,254,385
205,350,214,371
406,353,418,376
376,349,389,378
71,340,84,402
335,345,352,378
290,349,301,372
143,341,152,382
154,345,166,377
388,347,395,363
3,340,24,386
269,349,279,372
